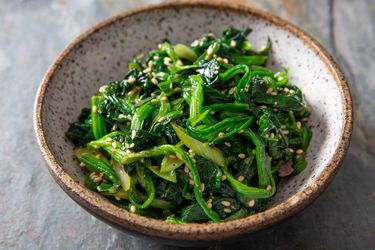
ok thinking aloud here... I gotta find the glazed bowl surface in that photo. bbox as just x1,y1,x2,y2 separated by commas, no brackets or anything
34,2,352,245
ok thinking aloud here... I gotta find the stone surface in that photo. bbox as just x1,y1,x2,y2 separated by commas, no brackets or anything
0,0,374,249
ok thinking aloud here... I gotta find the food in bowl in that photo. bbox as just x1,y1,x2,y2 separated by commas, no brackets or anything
66,27,312,223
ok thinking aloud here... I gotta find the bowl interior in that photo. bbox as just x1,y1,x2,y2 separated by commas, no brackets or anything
40,6,344,212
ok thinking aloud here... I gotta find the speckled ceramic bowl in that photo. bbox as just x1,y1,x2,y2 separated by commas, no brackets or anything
34,1,352,246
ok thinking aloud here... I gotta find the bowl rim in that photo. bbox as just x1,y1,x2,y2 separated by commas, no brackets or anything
34,1,353,241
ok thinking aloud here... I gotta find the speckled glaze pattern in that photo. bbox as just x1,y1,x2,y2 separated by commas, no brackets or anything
34,2,352,244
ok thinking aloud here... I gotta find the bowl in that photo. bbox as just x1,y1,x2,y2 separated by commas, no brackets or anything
34,1,352,246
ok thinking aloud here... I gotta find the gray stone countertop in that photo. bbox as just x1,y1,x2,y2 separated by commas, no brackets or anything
0,0,374,249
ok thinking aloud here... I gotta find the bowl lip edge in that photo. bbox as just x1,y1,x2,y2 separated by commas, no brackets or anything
33,0,353,241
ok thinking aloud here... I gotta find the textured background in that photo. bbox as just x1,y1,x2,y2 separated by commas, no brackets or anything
1,0,374,249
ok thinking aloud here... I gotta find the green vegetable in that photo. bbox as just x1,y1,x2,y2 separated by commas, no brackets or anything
67,27,312,223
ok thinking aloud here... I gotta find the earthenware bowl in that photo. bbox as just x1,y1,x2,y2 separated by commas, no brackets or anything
34,1,352,246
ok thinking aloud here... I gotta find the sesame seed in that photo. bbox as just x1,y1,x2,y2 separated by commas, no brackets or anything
188,149,194,154
223,58,229,64
208,32,214,37
296,149,304,155
189,179,195,185
288,148,294,153
142,67,151,74
266,185,272,191
281,125,287,129
112,142,117,148
184,165,189,173
153,55,160,60
237,175,245,182
204,54,211,60
169,155,177,159
158,116,166,123
128,76,136,84
271,92,277,96
221,175,227,181
118,114,127,119
131,130,136,139
259,105,267,109
221,200,231,207
207,202,212,209
218,132,226,137
296,121,302,129
200,183,205,192
277,76,284,82
284,87,290,92
238,153,246,159
124,143,130,148
99,85,108,93
151,77,158,85
191,40,199,47
79,162,86,167
163,57,172,65
281,130,289,135
157,43,162,49
228,88,235,95
266,88,273,94
92,105,98,113
270,132,275,138
130,205,136,213
176,60,184,66
105,137,112,142
224,208,232,213
125,149,132,154
161,96,168,101
289,89,295,94
115,196,121,201
95,153,102,159
224,142,232,147
214,70,219,74
207,47,214,55
188,172,193,178
129,143,135,148
247,199,256,207
140,158,144,163
230,40,236,47
210,111,216,115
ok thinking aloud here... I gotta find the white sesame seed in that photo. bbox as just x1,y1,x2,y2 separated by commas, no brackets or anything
80,162,86,167
191,40,199,47
200,183,205,192
189,179,195,185
130,205,136,213
157,43,162,49
131,130,136,139
125,149,132,154
277,76,284,82
296,149,304,155
115,196,121,201
210,111,216,115
118,114,127,119
237,175,245,182
188,149,194,154
296,121,302,129
158,116,166,123
153,55,159,60
289,89,295,94
129,143,135,148
221,200,231,207
266,88,273,94
271,92,277,96
259,105,267,109
230,40,237,47
104,138,112,143
218,132,226,137
281,130,290,135
224,208,232,213
288,148,294,153
128,76,136,84
142,67,151,74
112,142,117,148
95,153,102,159
99,85,108,93
174,87,182,92
266,185,272,191
184,165,189,173
247,199,256,207
207,202,212,209
221,175,227,181
163,57,172,65
238,153,246,159
148,61,154,68
207,47,214,55
228,87,235,95
223,58,229,64
270,132,275,139
214,70,219,74
224,142,232,147
281,125,287,129
188,172,193,178
284,87,290,92
92,105,98,113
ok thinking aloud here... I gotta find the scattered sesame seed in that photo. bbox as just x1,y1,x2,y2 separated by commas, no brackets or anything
210,111,216,115
277,76,284,82
228,87,235,95
80,162,86,167
188,149,194,154
128,76,136,84
92,105,98,113
287,148,294,153
284,87,290,92
115,196,121,201
140,158,144,163
270,132,275,138
189,179,195,185
266,185,272,191
99,85,108,93
207,47,214,55
207,202,212,209
281,125,287,129
153,55,159,60
191,40,199,47
125,149,132,154
208,32,214,37
247,199,256,207
124,143,130,148
118,114,127,119
223,58,229,64
296,121,302,129
289,89,295,94
174,87,182,92
259,105,267,109
266,88,273,94
238,129,244,133
169,155,177,159
271,92,278,96
129,143,135,148
131,130,137,139
238,153,246,159
237,175,245,182
163,57,172,65
176,60,184,66
142,67,151,74
184,165,189,173
112,142,117,148
221,175,227,181
200,183,205,192
95,153,102,159
214,70,219,74
105,137,113,142
296,149,304,155
157,43,162,49
218,132,226,137
161,96,168,101
130,205,136,213
151,77,159,85
158,116,166,123
224,208,232,213
224,142,232,147
302,117,309,122
281,130,290,135
221,200,231,207
230,40,236,47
